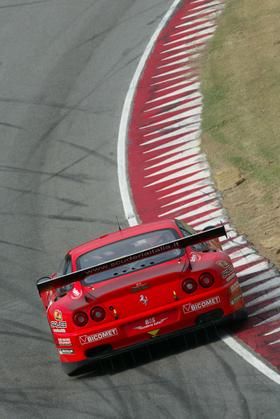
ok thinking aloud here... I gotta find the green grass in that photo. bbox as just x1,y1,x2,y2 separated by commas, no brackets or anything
201,0,280,193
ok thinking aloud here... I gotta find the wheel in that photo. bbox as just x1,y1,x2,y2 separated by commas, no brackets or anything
233,307,248,322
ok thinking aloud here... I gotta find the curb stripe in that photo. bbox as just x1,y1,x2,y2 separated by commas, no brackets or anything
118,0,280,384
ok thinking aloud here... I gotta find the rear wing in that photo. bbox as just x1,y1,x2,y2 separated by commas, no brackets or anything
36,225,226,294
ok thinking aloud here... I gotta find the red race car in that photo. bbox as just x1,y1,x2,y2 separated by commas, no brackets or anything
37,219,247,375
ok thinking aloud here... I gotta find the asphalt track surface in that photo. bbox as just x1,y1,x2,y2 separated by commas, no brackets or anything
0,1,278,418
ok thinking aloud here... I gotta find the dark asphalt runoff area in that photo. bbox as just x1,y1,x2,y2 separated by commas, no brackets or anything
0,1,279,418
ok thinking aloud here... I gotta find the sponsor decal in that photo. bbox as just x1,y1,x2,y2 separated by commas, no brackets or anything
183,296,221,314
54,309,63,321
230,295,243,306
222,265,235,279
216,260,235,281
230,281,241,293
216,260,229,269
225,272,236,282
58,337,72,346
148,329,160,337
58,348,74,355
79,328,118,345
50,320,67,329
53,328,66,333
71,287,82,299
133,316,168,331
139,294,148,306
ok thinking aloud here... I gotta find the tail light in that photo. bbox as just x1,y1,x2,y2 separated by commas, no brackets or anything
199,273,214,288
73,311,88,327
182,278,197,294
90,306,106,322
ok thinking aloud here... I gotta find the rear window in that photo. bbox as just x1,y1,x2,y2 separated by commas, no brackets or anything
77,228,183,285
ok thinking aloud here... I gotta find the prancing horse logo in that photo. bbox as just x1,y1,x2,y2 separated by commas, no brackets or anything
139,294,148,306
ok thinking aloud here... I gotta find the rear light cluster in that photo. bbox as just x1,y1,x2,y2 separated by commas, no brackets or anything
73,306,106,327
73,311,88,327
90,306,106,322
182,273,215,294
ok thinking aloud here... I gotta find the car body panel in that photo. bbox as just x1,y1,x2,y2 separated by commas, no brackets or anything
36,219,246,374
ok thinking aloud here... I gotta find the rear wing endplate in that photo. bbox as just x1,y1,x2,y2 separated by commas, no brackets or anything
36,225,226,294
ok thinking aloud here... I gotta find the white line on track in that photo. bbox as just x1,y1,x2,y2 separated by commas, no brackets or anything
117,0,280,385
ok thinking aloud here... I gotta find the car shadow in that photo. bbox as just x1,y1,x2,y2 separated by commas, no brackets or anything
74,321,247,380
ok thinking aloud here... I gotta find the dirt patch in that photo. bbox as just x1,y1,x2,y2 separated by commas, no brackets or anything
203,134,280,266
201,0,280,268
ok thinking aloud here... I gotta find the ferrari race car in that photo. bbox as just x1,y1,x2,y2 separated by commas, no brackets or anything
37,219,247,376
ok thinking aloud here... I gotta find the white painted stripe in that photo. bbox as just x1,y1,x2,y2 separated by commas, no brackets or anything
181,9,222,22
232,254,263,268
191,0,209,4
148,97,202,119
164,27,216,46
145,139,201,156
160,186,216,207
246,287,280,306
146,148,206,169
192,1,223,12
158,54,200,68
161,46,204,61
145,91,200,112
143,120,200,139
250,300,280,317
145,93,200,113
147,84,200,103
257,312,280,326
221,334,280,385
192,1,223,13
144,137,200,154
244,277,280,296
146,143,201,162
191,217,226,231
159,193,217,217
162,35,211,54
151,73,188,86
117,0,280,385
142,116,202,139
145,162,209,187
152,64,192,79
159,179,212,199
171,21,215,38
141,129,199,147
155,78,198,93
236,261,270,278
264,327,280,336
140,107,202,129
222,239,247,252
229,247,257,260
157,170,212,191
175,17,212,29
241,270,277,287
269,339,280,346
145,155,205,178
177,204,222,220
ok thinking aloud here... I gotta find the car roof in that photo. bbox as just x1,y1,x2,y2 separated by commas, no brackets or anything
68,219,179,259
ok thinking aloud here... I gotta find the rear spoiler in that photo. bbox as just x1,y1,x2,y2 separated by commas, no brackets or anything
36,225,226,294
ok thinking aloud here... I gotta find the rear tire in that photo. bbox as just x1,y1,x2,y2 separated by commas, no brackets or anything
233,307,248,322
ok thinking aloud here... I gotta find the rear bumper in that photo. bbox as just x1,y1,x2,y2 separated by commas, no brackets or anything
57,279,245,370
61,307,247,376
